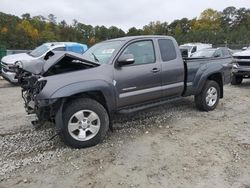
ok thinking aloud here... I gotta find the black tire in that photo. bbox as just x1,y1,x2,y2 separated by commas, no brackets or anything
195,80,220,111
231,75,243,85
61,98,109,148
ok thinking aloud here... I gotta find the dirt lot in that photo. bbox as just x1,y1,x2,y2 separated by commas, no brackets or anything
0,78,250,188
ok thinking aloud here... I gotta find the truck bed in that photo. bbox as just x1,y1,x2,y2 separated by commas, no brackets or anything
183,57,233,96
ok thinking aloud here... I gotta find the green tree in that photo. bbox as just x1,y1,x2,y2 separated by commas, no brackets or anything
127,27,143,36
21,13,31,20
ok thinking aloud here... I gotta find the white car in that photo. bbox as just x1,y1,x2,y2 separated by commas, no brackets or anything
180,43,212,57
1,42,88,84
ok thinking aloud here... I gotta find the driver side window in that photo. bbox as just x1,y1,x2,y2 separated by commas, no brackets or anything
122,40,155,65
214,50,223,57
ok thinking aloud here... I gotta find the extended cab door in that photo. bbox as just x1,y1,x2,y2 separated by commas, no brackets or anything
157,39,185,97
114,40,162,108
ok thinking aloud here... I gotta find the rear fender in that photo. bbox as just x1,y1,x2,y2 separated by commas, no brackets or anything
193,64,224,96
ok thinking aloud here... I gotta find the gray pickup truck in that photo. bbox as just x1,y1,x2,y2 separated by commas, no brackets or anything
15,35,233,148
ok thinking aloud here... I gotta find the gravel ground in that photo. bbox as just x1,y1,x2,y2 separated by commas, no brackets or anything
0,78,250,188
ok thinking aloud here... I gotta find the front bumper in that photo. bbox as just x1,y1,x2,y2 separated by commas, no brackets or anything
26,113,39,122
232,65,250,77
22,91,61,122
1,69,18,83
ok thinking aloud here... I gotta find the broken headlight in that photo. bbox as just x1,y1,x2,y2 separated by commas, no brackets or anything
12,61,23,73
34,79,47,94
232,62,239,73
15,61,23,69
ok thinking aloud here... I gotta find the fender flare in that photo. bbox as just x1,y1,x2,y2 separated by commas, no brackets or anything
193,64,224,95
50,80,116,110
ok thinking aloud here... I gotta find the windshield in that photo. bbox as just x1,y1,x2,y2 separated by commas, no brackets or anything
82,41,123,64
29,44,50,57
191,49,216,58
180,46,193,52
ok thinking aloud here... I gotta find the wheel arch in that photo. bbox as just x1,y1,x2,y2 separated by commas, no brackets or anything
207,73,223,98
52,81,116,131
64,90,110,113
196,72,224,98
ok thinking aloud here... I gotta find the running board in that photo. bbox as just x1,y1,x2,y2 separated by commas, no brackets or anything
118,97,183,114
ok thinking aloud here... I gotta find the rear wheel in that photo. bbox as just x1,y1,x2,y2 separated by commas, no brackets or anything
231,75,243,85
195,80,220,111
61,98,109,148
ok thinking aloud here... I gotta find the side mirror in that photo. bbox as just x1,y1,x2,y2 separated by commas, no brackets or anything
44,51,55,60
117,54,135,66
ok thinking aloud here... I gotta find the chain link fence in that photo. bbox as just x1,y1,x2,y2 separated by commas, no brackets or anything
0,47,7,73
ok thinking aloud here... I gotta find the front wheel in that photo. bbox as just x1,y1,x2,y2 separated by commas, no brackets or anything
61,98,109,148
195,80,220,111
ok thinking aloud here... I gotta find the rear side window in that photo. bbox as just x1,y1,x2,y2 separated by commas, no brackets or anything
158,39,177,62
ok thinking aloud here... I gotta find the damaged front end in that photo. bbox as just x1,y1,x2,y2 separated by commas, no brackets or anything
15,67,50,126
14,51,100,128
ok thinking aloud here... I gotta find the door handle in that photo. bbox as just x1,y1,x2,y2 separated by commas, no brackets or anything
151,68,160,73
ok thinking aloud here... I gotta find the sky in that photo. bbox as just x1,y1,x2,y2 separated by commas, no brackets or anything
0,0,249,31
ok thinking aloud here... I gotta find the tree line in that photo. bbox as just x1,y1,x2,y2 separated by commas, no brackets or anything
0,6,250,49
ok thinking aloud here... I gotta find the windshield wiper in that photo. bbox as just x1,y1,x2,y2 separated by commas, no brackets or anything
91,53,99,63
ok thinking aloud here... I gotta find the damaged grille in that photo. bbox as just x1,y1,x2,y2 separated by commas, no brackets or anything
234,56,250,66
21,79,47,114
1,62,16,72
234,56,250,59
238,62,250,66
16,66,47,114
1,62,8,71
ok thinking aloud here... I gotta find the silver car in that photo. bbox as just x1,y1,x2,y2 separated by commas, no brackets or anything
1,42,88,84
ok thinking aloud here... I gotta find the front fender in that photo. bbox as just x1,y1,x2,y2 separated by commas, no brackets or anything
38,80,116,111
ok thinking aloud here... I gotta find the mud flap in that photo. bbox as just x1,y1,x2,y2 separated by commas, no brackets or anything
55,99,65,132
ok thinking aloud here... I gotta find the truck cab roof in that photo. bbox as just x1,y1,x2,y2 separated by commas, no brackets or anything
106,35,175,42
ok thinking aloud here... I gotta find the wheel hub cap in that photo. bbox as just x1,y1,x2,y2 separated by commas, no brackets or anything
206,87,218,107
68,110,101,141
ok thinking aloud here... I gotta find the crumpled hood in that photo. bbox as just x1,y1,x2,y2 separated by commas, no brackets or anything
1,53,35,64
19,59,45,75
18,51,99,75
233,50,250,57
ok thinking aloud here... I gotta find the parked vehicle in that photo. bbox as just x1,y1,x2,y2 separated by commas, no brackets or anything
1,42,88,84
191,47,232,58
242,46,250,51
15,35,233,148
231,48,250,85
180,43,212,57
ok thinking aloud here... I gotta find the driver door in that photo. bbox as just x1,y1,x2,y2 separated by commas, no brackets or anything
113,40,162,108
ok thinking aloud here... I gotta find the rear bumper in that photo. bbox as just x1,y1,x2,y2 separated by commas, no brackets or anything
1,69,18,83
